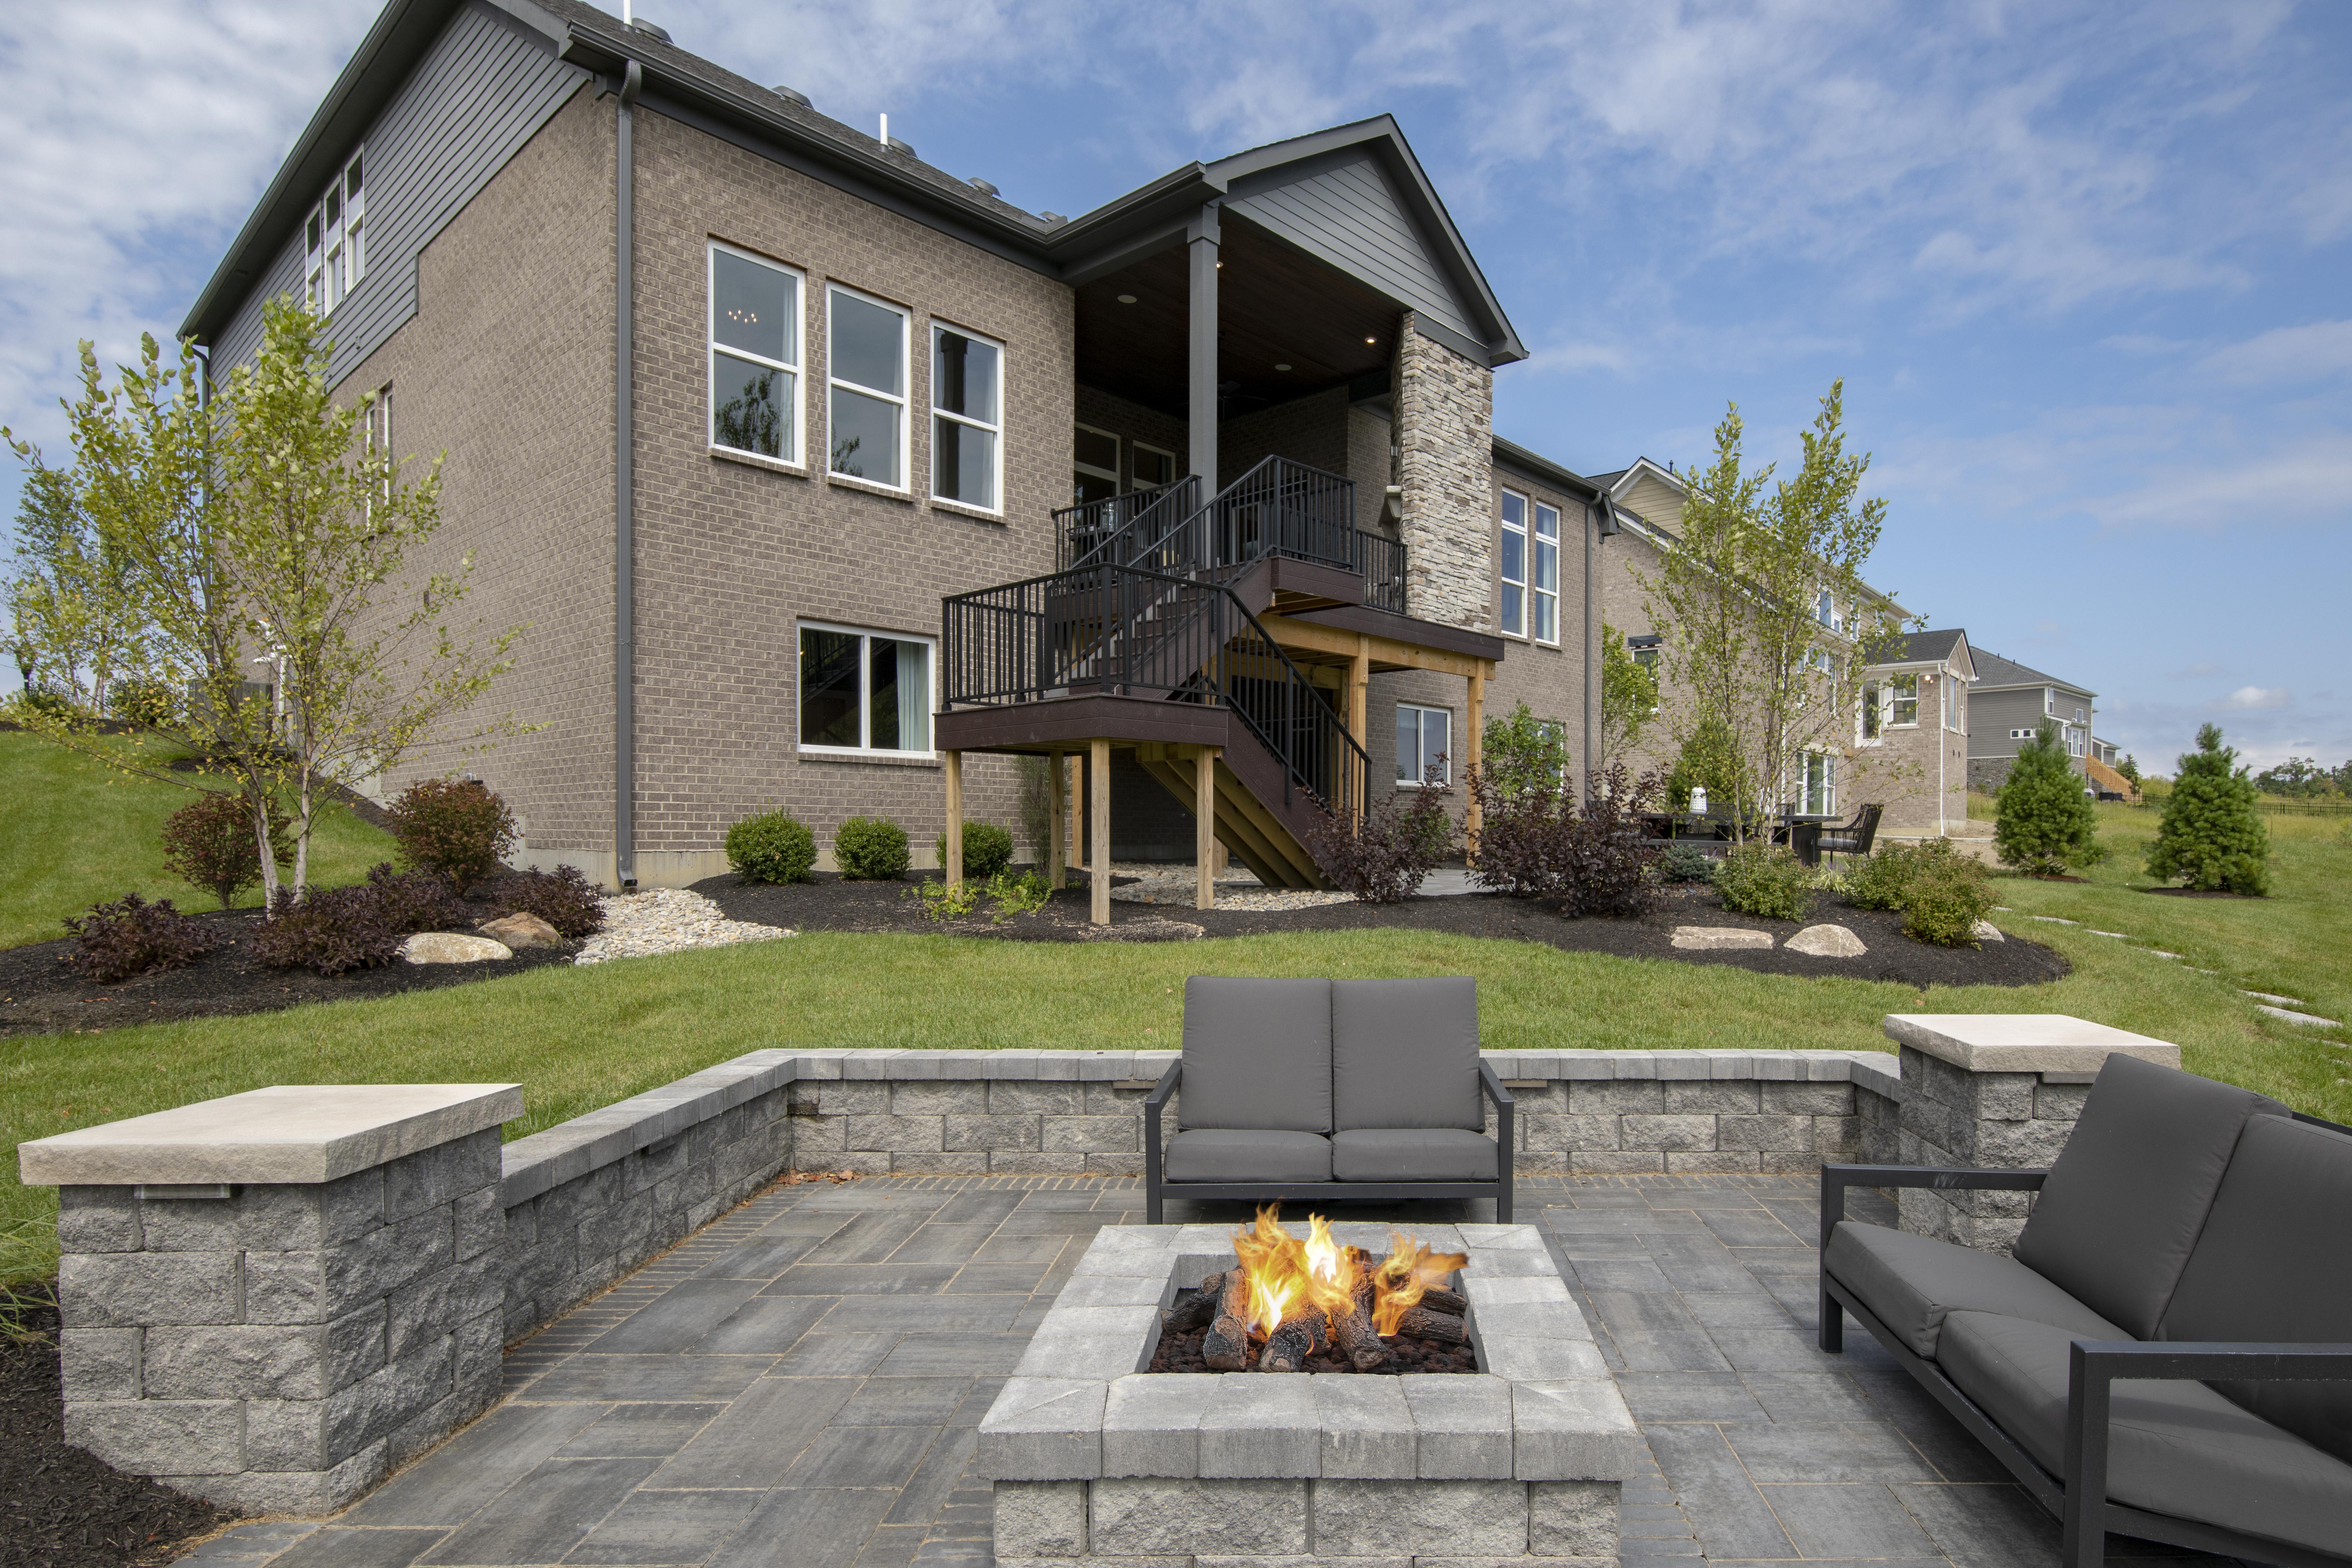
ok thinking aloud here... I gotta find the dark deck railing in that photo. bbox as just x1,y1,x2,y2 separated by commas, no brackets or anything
1052,479,1200,572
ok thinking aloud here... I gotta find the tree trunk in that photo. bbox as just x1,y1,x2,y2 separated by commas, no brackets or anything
1330,1274,1389,1372
1202,1270,1254,1371
248,779,282,910
1258,1308,1327,1372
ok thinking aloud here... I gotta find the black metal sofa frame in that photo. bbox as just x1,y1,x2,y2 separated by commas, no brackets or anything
1142,976,1514,1224
1817,1056,2352,1568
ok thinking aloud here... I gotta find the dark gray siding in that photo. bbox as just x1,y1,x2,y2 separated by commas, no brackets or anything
1226,151,1476,343
214,1,589,386
1968,687,2053,758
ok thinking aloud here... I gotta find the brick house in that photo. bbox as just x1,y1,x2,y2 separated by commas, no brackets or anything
186,0,1669,899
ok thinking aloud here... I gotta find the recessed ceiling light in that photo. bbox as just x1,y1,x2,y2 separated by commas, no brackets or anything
1365,336,1376,344
1274,363,1292,372
1116,293,1136,304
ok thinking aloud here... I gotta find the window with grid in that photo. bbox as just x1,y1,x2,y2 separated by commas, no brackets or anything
1531,502,1560,644
1802,751,1836,815
1396,703,1452,786
710,244,802,463
1498,490,1528,637
828,286,906,486
305,151,365,314
931,324,1001,510
1889,673,1918,727
799,624,932,755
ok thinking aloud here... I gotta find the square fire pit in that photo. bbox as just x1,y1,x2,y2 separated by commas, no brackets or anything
979,1222,1640,1568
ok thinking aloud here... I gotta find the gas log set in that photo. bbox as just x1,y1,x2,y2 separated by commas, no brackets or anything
1153,1208,1477,1375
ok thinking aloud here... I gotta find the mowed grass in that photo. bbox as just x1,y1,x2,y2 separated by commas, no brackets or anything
0,730,396,948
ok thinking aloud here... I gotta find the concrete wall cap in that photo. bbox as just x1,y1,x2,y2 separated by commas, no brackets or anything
1883,1014,2181,1074
20,1084,522,1188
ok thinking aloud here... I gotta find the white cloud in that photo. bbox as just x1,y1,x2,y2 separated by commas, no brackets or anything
2198,320,2352,385
2219,686,2290,710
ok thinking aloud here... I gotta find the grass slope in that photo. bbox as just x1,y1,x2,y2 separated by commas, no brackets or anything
0,730,396,949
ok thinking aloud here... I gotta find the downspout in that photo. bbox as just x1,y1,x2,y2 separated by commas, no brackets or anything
613,59,640,889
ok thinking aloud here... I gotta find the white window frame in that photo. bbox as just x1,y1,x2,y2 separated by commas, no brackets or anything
1130,440,1178,492
1396,702,1452,787
1888,672,1919,728
1860,681,1882,744
928,319,1003,514
1073,422,1119,504
362,384,394,507
1944,676,1959,732
1498,489,1528,638
1531,502,1561,646
1630,638,1663,714
708,241,805,467
305,148,365,316
1801,751,1836,816
795,621,935,759
826,284,910,490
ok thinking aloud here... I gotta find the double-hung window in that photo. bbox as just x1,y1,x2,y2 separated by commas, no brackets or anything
1888,673,1919,727
1861,682,1881,741
305,150,365,314
799,624,932,756
1498,490,1528,637
709,243,803,463
828,286,907,487
1944,677,1958,731
1801,752,1836,816
1396,703,1452,786
362,385,394,506
931,324,1002,511
1531,502,1560,644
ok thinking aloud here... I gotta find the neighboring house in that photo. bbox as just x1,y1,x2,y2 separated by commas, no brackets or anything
182,0,1580,888
2088,736,2137,802
1965,649,2096,793
1846,630,1973,834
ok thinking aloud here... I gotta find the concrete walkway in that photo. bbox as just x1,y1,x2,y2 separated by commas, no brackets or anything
177,1176,2232,1567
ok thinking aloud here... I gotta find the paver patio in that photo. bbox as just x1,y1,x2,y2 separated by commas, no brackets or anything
174,1176,2236,1567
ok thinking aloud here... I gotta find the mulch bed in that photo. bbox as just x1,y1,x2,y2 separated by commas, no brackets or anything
0,899,577,1039
701,871,2067,989
1,1288,239,1567
1149,1294,1479,1374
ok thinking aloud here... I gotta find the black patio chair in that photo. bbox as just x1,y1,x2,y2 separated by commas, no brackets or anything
1815,803,1883,863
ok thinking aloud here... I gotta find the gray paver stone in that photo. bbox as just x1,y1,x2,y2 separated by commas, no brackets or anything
1089,1477,1309,1556
1528,1480,1622,1556
1199,1373,1319,1478
978,1378,1108,1479
59,1327,142,1401
1311,1375,1416,1479
1511,1380,1644,1482
1103,1374,1216,1478
1401,1375,1514,1479
994,1479,1088,1556
1310,1477,1528,1556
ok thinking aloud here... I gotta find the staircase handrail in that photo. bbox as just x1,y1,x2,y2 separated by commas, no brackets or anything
1054,477,1203,573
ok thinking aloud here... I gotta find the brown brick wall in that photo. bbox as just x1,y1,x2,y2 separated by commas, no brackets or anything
1486,467,1592,780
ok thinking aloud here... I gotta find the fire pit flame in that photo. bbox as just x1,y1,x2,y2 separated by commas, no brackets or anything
1188,1205,1469,1372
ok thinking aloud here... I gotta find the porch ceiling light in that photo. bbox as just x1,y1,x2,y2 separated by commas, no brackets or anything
1274,363,1292,371
1365,336,1376,344
1117,293,1136,303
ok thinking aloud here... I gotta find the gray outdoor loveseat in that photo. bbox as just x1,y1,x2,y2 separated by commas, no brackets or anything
1818,1053,2352,1567
1142,976,1513,1223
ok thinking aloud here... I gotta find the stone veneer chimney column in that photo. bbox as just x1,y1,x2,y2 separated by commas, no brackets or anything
1393,311,1495,630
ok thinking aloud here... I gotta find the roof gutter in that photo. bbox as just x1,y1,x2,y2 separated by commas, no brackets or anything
614,58,640,889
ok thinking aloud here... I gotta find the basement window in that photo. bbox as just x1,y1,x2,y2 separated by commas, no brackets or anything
1396,703,1451,786
709,243,803,463
799,623,932,756
828,286,908,488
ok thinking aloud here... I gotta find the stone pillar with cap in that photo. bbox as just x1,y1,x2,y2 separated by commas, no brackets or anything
18,1083,522,1514
1883,1014,2181,1254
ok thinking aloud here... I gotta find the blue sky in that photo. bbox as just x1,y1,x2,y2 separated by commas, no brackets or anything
4,0,2348,772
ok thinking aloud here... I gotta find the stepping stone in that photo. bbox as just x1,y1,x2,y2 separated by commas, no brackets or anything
1670,926,1773,950
2028,916,2078,925
2088,929,2130,938
1971,920,2004,943
480,911,563,948
1785,923,1867,957
400,932,515,964
2147,950,2182,960
2257,1004,2344,1029
2242,990,2302,1007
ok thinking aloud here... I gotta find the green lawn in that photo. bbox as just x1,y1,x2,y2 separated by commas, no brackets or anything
0,729,396,949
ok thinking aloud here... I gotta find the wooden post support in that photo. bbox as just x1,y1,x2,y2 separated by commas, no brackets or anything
1090,738,1112,926
1196,746,1219,911
1046,748,1065,889
1465,666,1486,861
943,750,964,889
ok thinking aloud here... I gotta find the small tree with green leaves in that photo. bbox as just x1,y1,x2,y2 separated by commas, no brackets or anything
1664,714,1742,813
2116,754,2141,789
1994,720,2102,876
2146,724,2270,895
1481,701,1571,798
1598,620,1658,770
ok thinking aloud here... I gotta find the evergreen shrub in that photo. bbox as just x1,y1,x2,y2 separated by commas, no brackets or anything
834,816,911,880
727,809,818,884
2146,724,2272,895
936,821,1015,880
387,778,518,895
1994,721,2102,876
1657,841,1717,884
1713,844,1813,920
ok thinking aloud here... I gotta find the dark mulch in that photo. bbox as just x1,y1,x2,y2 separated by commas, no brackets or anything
1148,1293,1478,1375
0,898,576,1039
700,870,2067,989
0,1288,239,1567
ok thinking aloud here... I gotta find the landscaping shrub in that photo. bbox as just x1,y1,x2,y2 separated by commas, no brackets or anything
247,885,402,976
834,815,911,880
936,821,1015,880
1900,846,1995,947
1657,841,1717,884
1713,844,1813,920
1480,701,1572,798
62,892,216,982
491,866,606,937
161,790,293,909
1664,715,1742,814
1841,846,1913,911
2146,723,2272,895
387,778,517,895
726,809,818,884
985,869,1051,922
1302,768,1456,903
105,676,179,727
1995,721,2102,876
364,862,472,934
1467,762,1663,917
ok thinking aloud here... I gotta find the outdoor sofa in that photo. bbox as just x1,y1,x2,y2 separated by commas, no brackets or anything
1818,1053,2352,1566
1143,976,1513,1223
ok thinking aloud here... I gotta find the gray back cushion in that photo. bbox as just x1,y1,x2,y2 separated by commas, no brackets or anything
2013,1053,2288,1339
1178,977,1333,1132
1330,977,1481,1131
2158,1114,2352,1465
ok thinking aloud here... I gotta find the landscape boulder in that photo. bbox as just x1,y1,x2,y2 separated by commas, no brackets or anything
400,932,514,965
480,910,562,948
1670,925,1774,951
1786,924,1868,958
1972,919,2005,943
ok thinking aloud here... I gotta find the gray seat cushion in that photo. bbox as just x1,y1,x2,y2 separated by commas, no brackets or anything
2011,1053,2288,1339
1163,1128,1331,1184
1330,976,1481,1132
1823,1221,2124,1359
1330,1128,1497,1182
1937,1309,2352,1556
2158,1113,2352,1465
1178,977,1333,1133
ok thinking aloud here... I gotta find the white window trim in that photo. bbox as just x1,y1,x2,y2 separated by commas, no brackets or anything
1130,440,1177,492
1498,489,1529,639
708,241,805,468
826,283,910,491
1397,702,1453,787
1531,501,1561,647
1073,421,1119,500
796,620,936,759
305,147,365,316
927,319,1004,516
1887,672,1919,728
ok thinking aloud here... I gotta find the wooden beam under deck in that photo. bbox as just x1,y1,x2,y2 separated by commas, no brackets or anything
1256,611,1497,679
